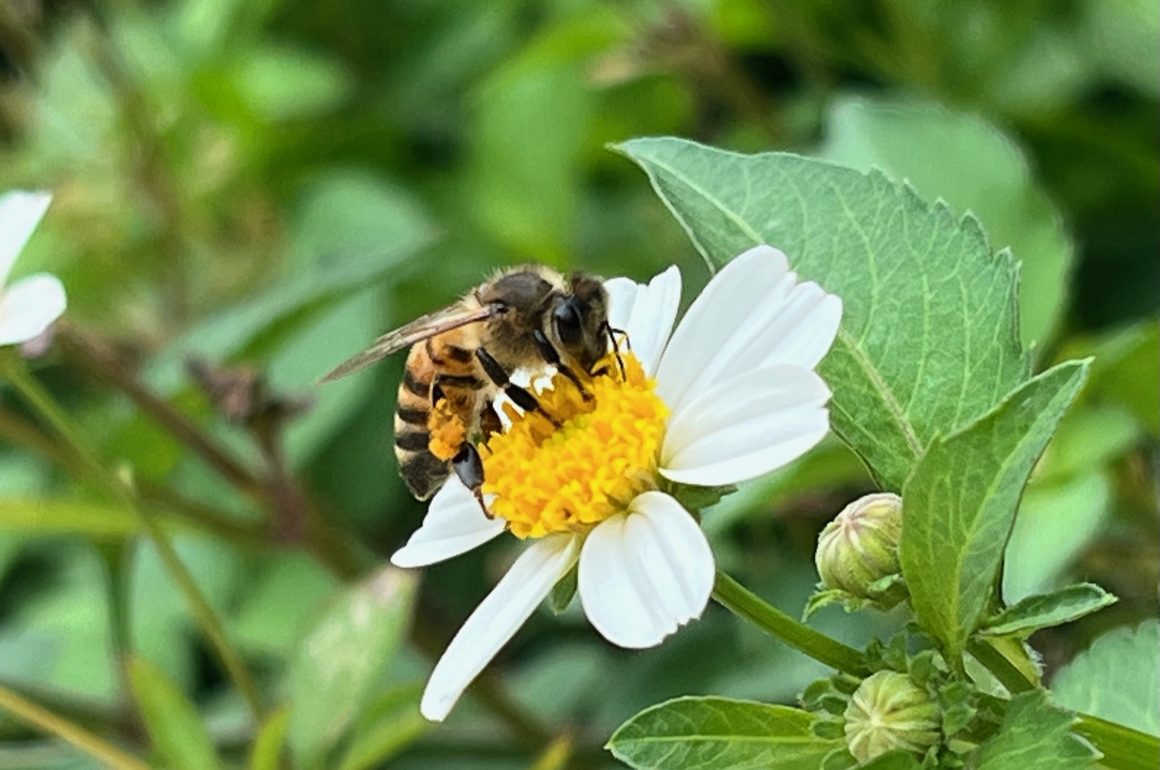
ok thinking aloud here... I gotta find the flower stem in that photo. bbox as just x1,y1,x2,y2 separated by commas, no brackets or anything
969,640,1159,770
966,638,1034,694
712,570,867,675
1074,714,1160,770
0,353,263,720
0,683,151,770
714,569,1160,770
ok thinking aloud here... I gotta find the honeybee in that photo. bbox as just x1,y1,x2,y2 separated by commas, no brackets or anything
321,266,613,507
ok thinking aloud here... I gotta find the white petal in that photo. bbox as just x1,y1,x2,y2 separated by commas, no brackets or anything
420,534,580,720
654,245,841,414
0,191,51,286
578,491,714,649
627,266,681,376
606,266,681,376
390,477,506,568
660,365,831,486
603,277,641,332
0,274,67,346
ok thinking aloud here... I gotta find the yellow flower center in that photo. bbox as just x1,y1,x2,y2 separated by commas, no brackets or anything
482,352,668,539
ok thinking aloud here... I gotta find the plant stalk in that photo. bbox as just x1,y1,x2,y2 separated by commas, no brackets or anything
0,353,264,720
715,569,1160,770
712,570,867,675
0,683,151,770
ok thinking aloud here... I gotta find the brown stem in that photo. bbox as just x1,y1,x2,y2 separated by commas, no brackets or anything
0,406,80,471
56,324,265,497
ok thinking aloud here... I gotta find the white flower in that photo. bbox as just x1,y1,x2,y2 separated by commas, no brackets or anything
391,245,842,721
0,191,66,346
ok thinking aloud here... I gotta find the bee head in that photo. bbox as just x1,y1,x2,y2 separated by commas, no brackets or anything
548,274,609,373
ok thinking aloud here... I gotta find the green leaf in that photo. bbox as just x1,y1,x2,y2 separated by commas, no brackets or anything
1034,405,1142,485
1067,321,1160,438
818,95,1073,348
0,498,137,539
0,548,118,704
900,360,1090,660
285,566,418,769
607,696,841,770
1083,0,1160,97
127,656,222,770
981,584,1117,637
1053,620,1160,737
470,13,624,263
248,708,290,770
266,288,383,467
615,138,1028,489
143,171,433,394
859,752,923,770
229,551,340,658
130,533,244,688
971,691,1096,770
337,685,428,770
232,44,352,121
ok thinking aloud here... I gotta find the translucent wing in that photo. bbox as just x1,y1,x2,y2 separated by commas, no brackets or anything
320,302,499,383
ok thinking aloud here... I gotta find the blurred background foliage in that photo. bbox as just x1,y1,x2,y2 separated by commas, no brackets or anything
0,0,1156,768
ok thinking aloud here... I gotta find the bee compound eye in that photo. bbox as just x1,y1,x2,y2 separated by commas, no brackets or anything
553,301,584,346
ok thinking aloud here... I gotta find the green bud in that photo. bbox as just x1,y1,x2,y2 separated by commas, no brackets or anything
844,670,941,765
815,492,903,598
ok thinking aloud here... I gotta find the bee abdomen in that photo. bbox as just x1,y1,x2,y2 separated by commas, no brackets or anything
395,430,431,452
398,450,450,500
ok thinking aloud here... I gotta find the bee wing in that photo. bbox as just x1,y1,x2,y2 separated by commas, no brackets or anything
319,303,500,383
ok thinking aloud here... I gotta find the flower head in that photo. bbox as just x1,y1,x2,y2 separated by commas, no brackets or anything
844,670,941,764
0,191,66,347
391,245,842,720
816,492,904,598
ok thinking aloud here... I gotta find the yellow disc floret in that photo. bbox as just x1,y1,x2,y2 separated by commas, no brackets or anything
482,352,667,539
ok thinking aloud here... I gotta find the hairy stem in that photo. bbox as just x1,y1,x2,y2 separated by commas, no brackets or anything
0,684,151,770
712,570,867,674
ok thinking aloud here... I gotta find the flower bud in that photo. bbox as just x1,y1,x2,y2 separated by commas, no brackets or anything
844,671,941,764
815,492,903,598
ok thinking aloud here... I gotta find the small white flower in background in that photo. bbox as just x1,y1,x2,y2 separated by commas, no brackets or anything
391,245,843,721
0,190,67,347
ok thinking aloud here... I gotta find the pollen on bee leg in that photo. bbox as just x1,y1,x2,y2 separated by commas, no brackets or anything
428,400,468,461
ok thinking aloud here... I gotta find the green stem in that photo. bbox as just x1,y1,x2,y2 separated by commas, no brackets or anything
712,570,867,674
966,638,1035,694
0,354,264,720
969,641,1159,770
0,683,151,770
1074,715,1160,770
715,570,1160,769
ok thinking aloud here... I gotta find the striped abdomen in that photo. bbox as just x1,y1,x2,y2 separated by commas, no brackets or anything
394,335,486,500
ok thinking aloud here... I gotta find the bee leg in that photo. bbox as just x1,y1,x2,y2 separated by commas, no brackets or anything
480,400,502,444
531,330,591,399
603,323,628,380
475,347,562,428
450,442,490,517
